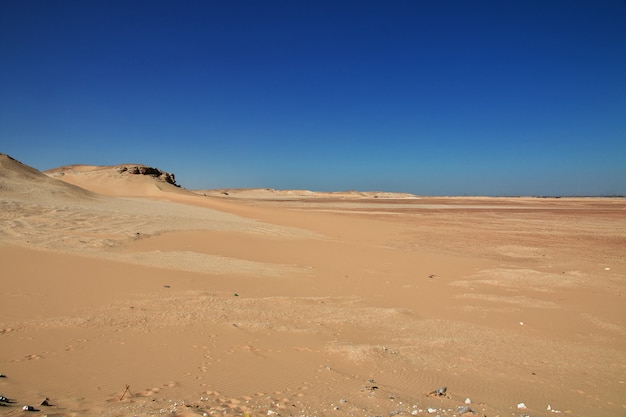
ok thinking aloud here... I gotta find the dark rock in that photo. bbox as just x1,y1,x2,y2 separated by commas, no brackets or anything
117,165,180,187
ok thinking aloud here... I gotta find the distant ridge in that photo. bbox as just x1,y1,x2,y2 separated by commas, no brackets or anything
195,188,419,200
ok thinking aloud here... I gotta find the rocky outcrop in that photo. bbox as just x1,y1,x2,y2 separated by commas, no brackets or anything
117,165,179,187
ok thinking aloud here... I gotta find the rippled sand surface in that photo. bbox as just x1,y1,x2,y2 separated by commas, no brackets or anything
1,155,625,416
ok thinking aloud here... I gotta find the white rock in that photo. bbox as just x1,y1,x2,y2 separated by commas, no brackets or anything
517,402,527,409
427,407,437,413
465,397,471,404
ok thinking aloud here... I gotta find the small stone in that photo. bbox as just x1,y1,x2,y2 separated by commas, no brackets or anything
517,402,527,409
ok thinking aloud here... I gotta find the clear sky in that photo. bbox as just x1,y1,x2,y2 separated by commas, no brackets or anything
1,1,625,196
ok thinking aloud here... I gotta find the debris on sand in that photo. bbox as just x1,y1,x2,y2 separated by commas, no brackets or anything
427,386,447,397
22,405,39,411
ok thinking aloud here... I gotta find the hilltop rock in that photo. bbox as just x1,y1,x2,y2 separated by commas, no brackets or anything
116,165,179,187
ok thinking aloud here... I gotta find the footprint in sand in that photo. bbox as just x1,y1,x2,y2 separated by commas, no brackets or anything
135,388,158,397
25,354,43,360
192,344,210,349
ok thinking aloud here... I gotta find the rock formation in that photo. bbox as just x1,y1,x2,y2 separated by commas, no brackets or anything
117,165,179,187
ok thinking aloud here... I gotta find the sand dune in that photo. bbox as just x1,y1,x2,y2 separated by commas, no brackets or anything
44,163,191,198
1,154,625,417
0,154,97,202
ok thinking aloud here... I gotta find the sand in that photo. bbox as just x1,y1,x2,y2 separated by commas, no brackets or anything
1,153,625,417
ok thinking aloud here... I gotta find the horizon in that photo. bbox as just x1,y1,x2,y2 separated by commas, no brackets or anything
1,1,625,196
4,150,624,198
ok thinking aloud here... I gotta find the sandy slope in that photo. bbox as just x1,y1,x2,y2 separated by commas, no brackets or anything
1,154,625,417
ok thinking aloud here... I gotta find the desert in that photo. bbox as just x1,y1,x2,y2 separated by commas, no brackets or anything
1,153,625,417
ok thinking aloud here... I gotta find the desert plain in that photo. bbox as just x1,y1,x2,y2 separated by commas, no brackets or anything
0,153,625,417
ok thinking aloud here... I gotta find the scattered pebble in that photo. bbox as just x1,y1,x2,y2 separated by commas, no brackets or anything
457,405,474,414
464,397,471,404
517,402,527,409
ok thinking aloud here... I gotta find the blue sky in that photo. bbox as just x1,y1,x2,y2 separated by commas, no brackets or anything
1,1,625,195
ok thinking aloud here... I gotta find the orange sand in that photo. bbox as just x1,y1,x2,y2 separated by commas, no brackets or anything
1,154,625,416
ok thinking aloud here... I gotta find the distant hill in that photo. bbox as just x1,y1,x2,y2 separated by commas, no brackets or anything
44,163,194,197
